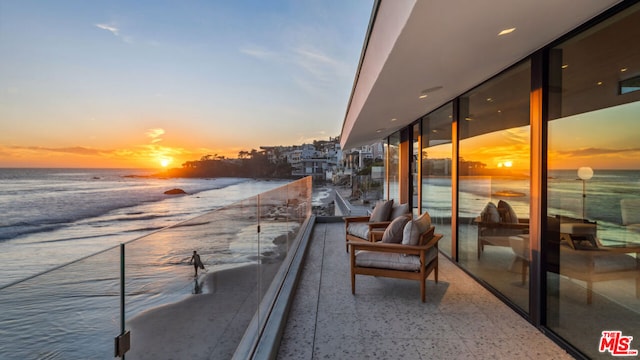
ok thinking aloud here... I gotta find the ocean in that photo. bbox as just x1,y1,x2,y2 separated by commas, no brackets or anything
0,168,295,288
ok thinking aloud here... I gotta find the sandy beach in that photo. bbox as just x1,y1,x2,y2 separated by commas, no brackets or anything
126,262,282,360
124,186,337,359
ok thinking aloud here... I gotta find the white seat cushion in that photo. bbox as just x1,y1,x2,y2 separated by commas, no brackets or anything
347,223,371,239
355,247,438,271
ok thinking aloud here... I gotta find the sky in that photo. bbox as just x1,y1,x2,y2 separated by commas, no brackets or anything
0,0,373,169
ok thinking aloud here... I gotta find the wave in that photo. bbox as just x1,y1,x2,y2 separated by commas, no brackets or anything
0,224,66,241
0,176,251,242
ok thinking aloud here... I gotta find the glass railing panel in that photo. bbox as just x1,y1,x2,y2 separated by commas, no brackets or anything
124,177,312,359
0,177,312,359
0,246,121,360
124,195,260,360
234,178,309,343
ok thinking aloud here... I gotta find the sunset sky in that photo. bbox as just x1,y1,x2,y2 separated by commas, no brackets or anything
0,0,373,169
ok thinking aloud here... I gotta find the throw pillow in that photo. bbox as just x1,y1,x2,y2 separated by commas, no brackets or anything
402,211,432,246
480,202,500,223
497,200,519,224
381,215,411,243
369,199,394,222
390,203,410,220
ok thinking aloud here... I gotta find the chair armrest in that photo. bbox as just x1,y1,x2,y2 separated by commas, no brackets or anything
366,221,392,230
370,230,385,242
344,216,371,227
348,234,443,255
479,222,529,229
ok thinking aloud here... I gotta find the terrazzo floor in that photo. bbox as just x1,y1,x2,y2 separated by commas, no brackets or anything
276,222,575,360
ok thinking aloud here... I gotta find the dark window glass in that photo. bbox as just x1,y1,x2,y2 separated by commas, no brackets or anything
546,4,640,357
458,61,531,313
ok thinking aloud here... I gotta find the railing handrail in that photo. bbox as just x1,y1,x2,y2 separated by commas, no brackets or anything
334,190,352,216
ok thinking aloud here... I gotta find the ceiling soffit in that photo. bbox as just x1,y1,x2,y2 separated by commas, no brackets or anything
341,0,621,149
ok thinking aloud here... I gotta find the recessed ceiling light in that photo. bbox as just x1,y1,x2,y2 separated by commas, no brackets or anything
391,118,397,122
621,68,628,72
562,64,569,69
486,97,493,102
597,81,603,86
419,86,443,99
498,27,516,36
376,128,384,133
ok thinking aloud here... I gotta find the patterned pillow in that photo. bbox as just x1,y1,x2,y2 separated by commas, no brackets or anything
402,212,432,246
369,199,394,222
381,215,411,243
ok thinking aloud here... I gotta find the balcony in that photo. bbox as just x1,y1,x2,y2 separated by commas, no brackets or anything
276,220,573,359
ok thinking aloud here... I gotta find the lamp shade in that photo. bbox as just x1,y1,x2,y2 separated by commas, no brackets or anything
577,167,593,180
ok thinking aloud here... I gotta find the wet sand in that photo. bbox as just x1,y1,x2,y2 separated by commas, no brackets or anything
126,263,280,360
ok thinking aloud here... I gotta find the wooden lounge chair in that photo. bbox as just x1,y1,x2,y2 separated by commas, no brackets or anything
560,237,640,304
510,233,640,304
349,224,442,302
344,200,409,251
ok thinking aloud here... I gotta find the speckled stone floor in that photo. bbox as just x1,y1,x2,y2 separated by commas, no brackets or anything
276,222,575,360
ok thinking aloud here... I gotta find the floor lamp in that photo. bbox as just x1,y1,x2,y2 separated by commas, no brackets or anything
577,167,593,220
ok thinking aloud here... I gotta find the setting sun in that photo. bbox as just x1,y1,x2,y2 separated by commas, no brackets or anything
160,158,171,167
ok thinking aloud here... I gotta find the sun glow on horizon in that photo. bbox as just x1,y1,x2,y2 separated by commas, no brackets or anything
159,158,171,167
498,160,513,168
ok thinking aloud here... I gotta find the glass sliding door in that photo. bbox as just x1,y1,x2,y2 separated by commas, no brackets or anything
458,61,531,312
545,4,640,358
422,103,453,257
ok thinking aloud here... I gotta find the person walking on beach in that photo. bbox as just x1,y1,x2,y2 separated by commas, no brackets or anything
189,250,205,276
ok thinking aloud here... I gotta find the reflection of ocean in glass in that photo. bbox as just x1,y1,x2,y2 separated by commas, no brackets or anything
549,169,640,246
423,170,640,246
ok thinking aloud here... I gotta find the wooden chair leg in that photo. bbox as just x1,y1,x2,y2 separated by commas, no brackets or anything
351,271,356,295
350,251,356,295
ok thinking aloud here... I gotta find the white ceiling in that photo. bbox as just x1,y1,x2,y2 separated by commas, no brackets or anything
341,0,622,149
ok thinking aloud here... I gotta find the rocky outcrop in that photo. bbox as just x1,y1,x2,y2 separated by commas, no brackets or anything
164,188,187,195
